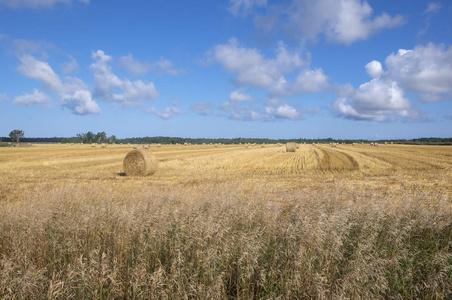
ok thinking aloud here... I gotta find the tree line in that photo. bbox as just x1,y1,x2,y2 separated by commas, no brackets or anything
2,130,452,145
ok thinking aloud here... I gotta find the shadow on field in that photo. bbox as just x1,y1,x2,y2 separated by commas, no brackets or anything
117,172,126,176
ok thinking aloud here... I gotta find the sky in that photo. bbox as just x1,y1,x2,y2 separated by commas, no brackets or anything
0,0,452,140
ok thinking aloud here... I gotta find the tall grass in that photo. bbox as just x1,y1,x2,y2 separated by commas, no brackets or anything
1,182,451,299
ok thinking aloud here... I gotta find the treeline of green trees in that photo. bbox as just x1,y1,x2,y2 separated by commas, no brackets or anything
2,134,452,145
60,132,117,144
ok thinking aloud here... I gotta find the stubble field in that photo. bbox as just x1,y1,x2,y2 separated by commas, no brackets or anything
0,143,451,299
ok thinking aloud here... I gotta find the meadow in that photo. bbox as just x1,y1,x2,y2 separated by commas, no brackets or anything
0,143,451,299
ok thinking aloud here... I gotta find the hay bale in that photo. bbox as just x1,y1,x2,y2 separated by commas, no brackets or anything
123,149,158,176
286,143,296,152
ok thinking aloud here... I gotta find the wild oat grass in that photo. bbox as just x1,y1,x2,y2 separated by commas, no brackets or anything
0,144,451,299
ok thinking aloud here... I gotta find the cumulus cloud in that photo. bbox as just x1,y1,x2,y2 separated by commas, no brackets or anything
210,38,329,97
365,60,383,79
90,50,158,107
211,39,304,89
385,44,452,98
119,54,182,76
221,98,300,121
330,78,416,122
17,54,100,114
228,0,267,16
18,54,63,91
191,101,214,116
265,104,299,119
147,106,183,119
331,43,452,122
0,0,89,9
291,68,329,93
13,88,51,106
229,0,404,44
424,2,441,14
61,55,79,74
230,89,254,102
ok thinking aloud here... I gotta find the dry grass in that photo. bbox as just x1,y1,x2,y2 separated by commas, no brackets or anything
0,144,451,299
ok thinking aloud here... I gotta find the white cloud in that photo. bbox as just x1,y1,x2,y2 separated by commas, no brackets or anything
221,99,300,121
385,44,452,97
147,106,183,119
17,54,100,115
119,54,182,76
210,38,329,97
424,2,441,14
330,79,416,121
220,101,246,120
236,0,404,45
228,0,267,16
365,60,383,79
291,68,329,93
328,0,405,44
61,55,79,74
331,42,452,122
13,88,51,106
119,54,151,75
191,101,214,116
153,58,182,76
0,0,89,9
230,89,254,102
18,54,63,91
90,50,158,106
266,104,299,119
212,38,305,90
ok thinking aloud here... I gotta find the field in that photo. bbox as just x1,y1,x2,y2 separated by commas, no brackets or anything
0,143,451,299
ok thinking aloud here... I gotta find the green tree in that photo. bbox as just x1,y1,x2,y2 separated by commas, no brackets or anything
85,131,94,143
108,135,117,144
96,132,107,143
9,130,24,143
76,133,85,143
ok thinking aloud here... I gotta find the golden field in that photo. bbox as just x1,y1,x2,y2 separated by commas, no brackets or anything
0,143,451,299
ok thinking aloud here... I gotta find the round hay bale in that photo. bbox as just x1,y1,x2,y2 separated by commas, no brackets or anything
123,149,158,176
286,143,296,152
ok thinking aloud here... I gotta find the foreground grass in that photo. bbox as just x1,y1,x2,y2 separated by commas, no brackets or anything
1,181,451,299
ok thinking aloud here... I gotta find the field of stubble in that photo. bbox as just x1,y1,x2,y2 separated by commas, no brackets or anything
0,143,451,299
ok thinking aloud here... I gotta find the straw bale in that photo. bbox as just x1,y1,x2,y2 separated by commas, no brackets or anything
123,149,158,176
286,143,296,152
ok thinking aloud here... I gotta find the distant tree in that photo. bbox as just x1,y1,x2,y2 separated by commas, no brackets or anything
108,135,117,144
96,132,107,143
76,133,85,143
9,130,24,143
85,131,94,143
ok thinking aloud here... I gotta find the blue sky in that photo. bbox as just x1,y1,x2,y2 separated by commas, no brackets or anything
0,0,451,139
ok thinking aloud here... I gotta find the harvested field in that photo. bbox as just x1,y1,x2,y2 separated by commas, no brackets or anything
0,143,451,298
